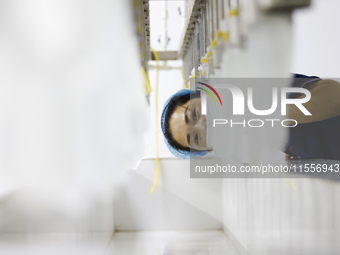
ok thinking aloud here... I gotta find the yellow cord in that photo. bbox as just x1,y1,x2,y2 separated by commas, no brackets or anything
201,57,209,63
141,67,152,95
222,31,230,41
150,47,160,193
229,8,239,17
211,39,218,48
216,30,223,39
182,68,189,88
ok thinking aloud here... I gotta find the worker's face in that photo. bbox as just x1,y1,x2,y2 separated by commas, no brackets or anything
169,98,210,151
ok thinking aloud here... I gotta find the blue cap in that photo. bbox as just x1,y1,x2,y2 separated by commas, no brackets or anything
160,89,209,159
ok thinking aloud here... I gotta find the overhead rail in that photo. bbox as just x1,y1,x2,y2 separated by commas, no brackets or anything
133,0,152,101
134,0,151,69
178,0,311,86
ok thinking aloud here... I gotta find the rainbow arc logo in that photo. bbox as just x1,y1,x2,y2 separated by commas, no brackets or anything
196,82,223,106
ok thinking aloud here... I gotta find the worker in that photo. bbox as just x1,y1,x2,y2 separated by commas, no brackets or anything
161,74,340,160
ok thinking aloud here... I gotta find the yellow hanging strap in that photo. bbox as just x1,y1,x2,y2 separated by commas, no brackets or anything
201,57,209,63
210,39,218,48
141,66,152,95
140,42,145,59
216,30,223,39
222,31,230,41
182,68,189,89
150,47,160,193
229,8,239,17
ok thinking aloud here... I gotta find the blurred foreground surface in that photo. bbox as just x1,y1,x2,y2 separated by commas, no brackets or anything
0,231,238,255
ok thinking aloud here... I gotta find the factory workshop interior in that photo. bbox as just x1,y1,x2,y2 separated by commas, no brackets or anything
1,0,340,254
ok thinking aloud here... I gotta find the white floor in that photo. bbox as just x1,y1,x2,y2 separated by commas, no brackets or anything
0,231,241,255
109,231,242,255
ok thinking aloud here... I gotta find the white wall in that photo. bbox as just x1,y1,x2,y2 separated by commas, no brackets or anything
114,158,222,231
291,0,340,77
